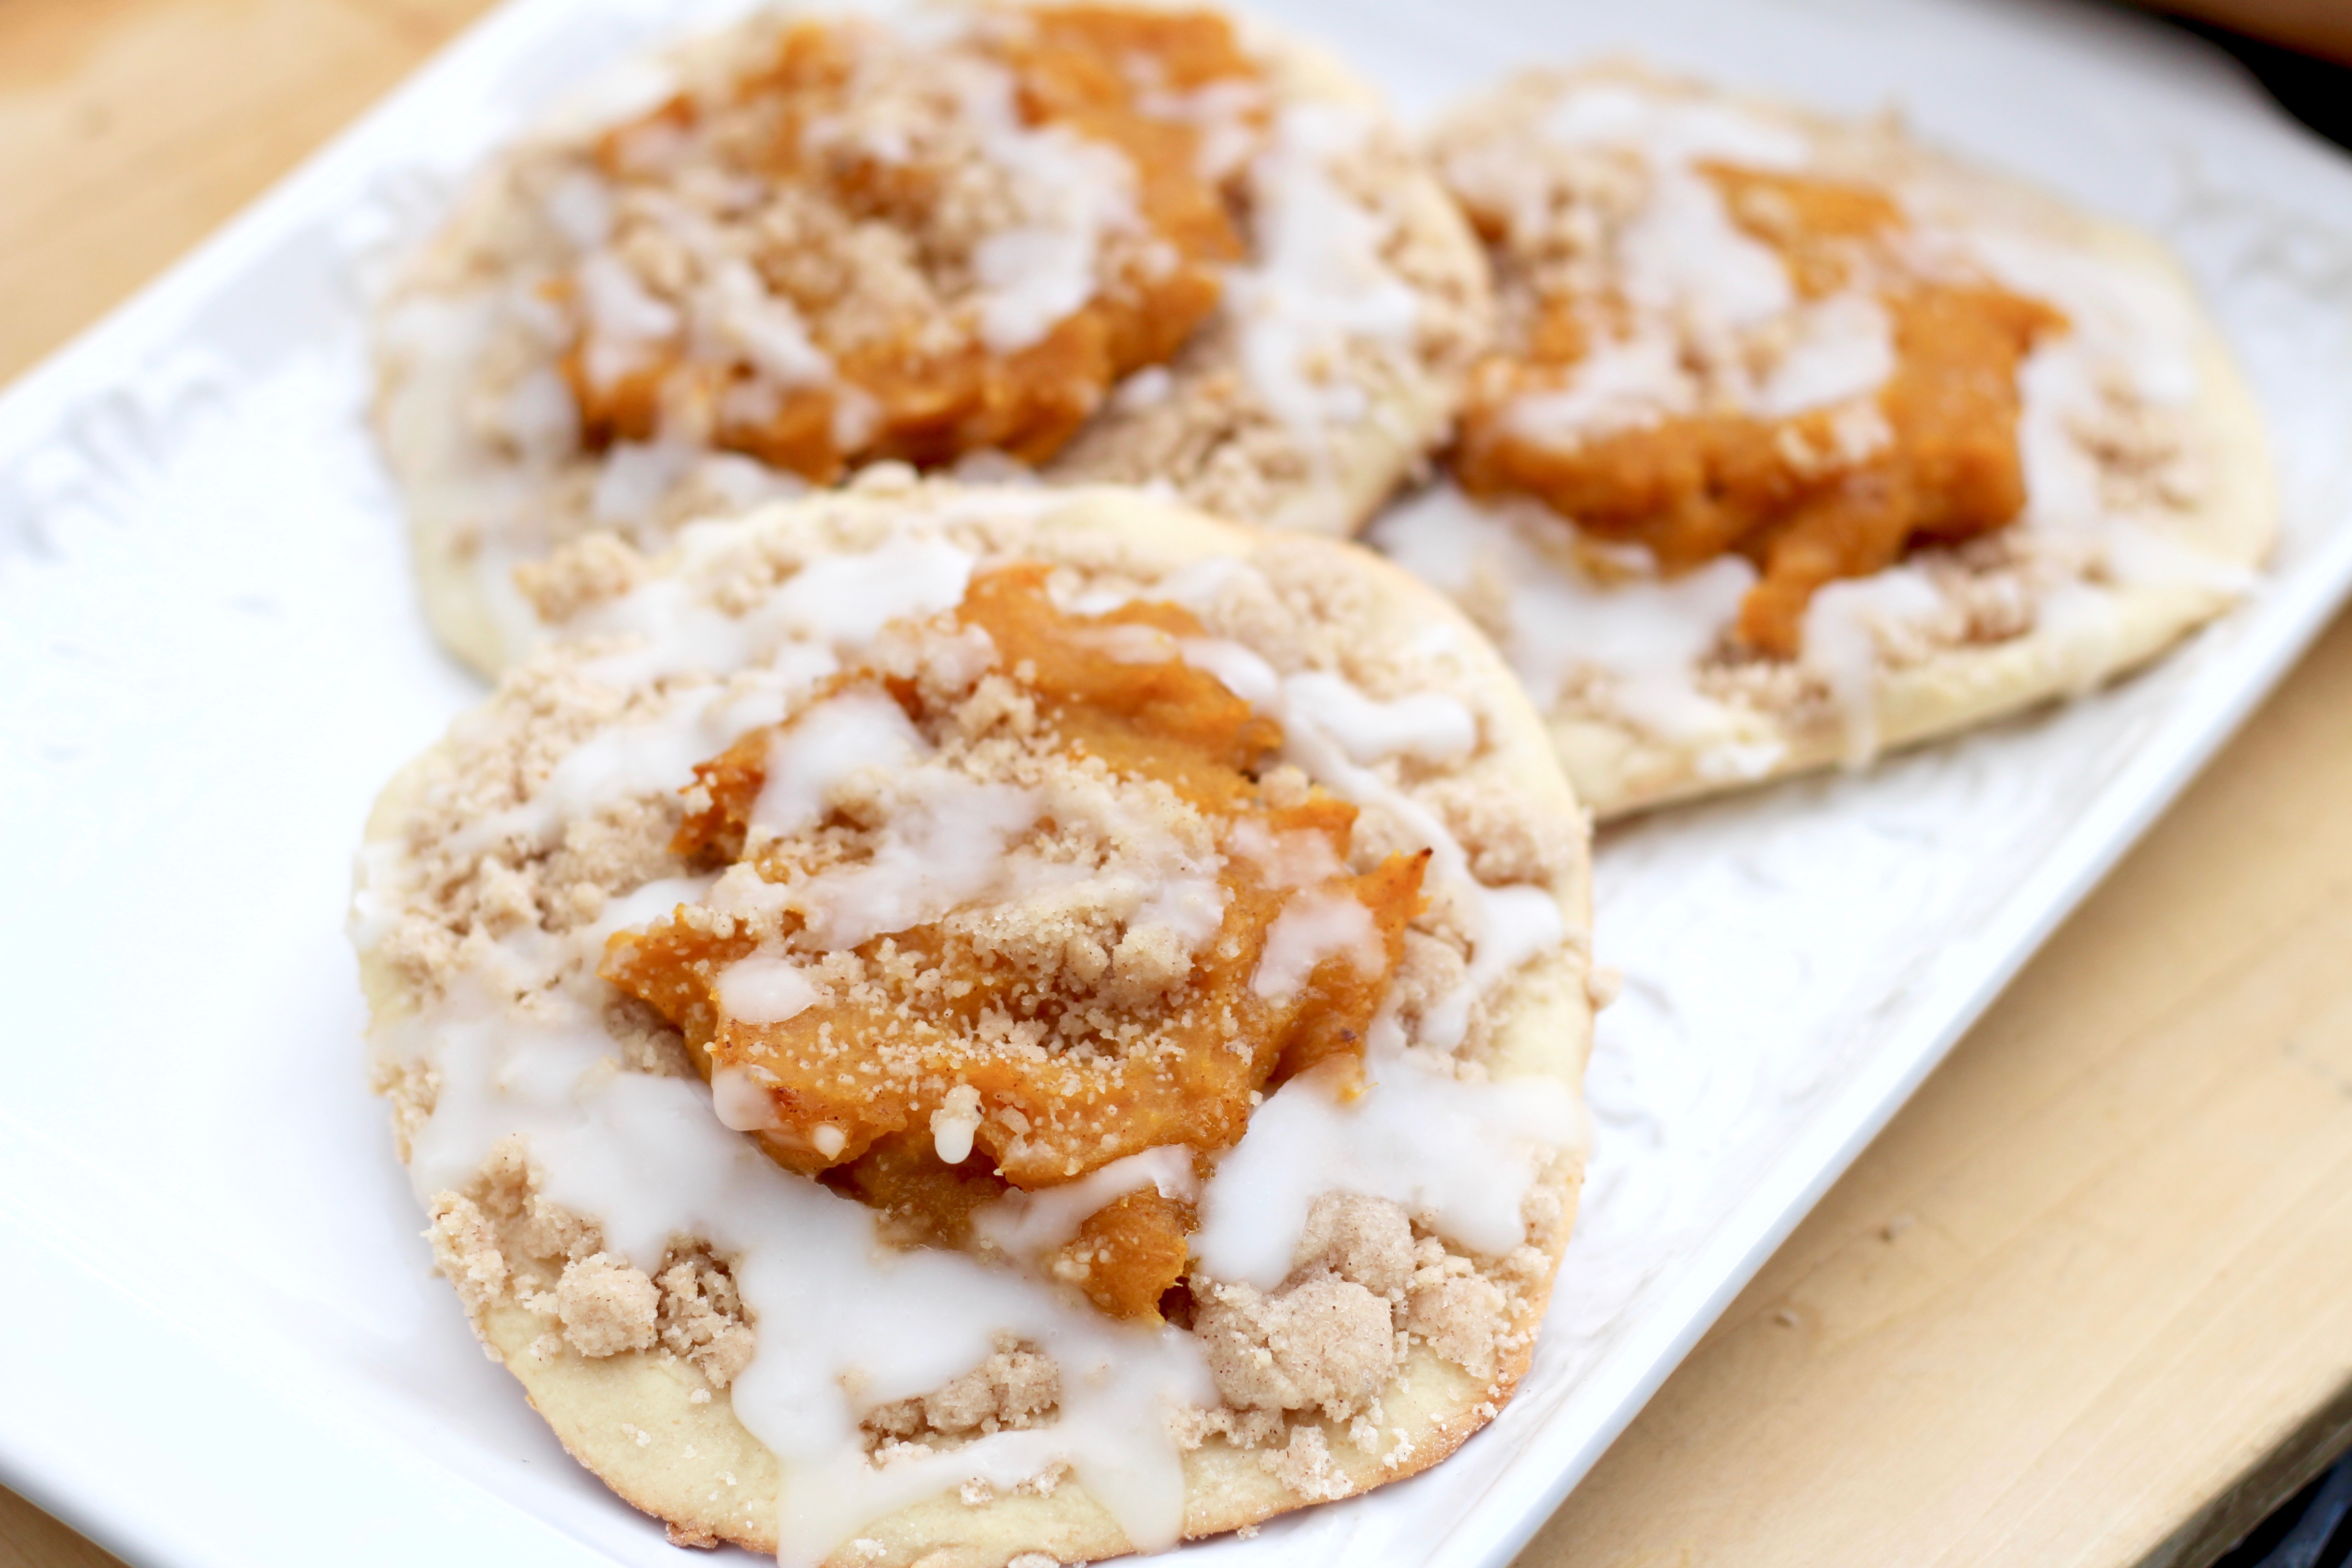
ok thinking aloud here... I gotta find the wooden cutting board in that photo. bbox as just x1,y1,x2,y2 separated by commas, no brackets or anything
4,4,2350,1567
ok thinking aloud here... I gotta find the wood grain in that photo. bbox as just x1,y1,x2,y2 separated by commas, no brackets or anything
0,0,495,383
1,4,2347,1568
0,1496,122,1568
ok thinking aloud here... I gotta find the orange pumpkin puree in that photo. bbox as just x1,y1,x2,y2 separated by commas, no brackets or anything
562,7,1259,484
1056,1187,1198,1321
1457,162,2066,658
601,565,1427,1319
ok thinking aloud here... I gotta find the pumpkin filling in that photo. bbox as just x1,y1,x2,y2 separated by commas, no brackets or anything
601,564,1426,1320
1452,152,2068,658
558,5,1264,485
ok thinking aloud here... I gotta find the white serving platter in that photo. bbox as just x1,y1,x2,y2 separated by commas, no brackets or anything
3,0,2351,1565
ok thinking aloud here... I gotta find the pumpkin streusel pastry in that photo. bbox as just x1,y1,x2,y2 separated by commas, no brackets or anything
375,2,1492,673
352,474,1594,1565
1372,65,2275,817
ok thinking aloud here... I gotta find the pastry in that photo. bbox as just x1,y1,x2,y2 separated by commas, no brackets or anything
374,2,1491,673
1372,65,2275,817
352,473,1592,1564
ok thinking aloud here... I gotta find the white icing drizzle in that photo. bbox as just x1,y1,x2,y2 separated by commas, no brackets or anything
1368,486,1774,762
951,59,1141,354
1137,76,1265,183
575,252,679,389
735,663,1240,966
1480,80,1896,454
794,774,1044,951
1109,363,1174,412
448,681,799,860
1504,336,1697,444
1072,621,1185,664
972,1147,1200,1258
1128,864,1230,952
1173,631,1567,1052
1609,144,1791,340
1279,672,1478,766
590,439,696,527
501,363,583,465
533,50,682,144
1756,294,1896,418
543,168,616,250
1798,568,1944,765
570,531,975,685
1497,81,1826,444
930,1084,985,1164
697,258,834,387
1224,817,1343,890
715,956,821,1027
1251,890,1384,1002
1541,82,1807,170
1194,1063,1582,1289
1972,229,2201,408
1225,103,1420,436
1978,229,2248,569
750,690,930,837
711,1062,789,1132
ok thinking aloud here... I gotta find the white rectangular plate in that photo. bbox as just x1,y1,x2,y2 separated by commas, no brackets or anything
4,1,2351,1565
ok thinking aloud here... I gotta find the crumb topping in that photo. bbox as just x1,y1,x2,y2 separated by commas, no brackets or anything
558,1250,663,1357
424,1140,762,1390
1198,1273,1397,1418
862,1337,1062,1451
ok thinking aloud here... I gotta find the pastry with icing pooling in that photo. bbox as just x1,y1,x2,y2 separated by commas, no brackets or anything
373,0,1492,675
1371,65,2275,818
352,474,1592,1564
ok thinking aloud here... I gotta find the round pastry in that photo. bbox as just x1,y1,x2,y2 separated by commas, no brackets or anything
375,1,1492,674
352,473,1593,1565
1370,65,2275,818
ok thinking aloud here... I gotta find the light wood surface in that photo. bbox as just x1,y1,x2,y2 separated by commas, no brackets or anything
2,4,2348,1568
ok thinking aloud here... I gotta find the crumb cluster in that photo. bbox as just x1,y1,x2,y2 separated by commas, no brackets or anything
425,1139,758,1389
1169,1179,1568,1486
863,1337,1063,1458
